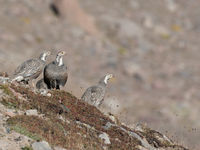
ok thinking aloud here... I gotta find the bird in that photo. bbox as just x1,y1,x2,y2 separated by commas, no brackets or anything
11,51,51,86
44,51,68,90
36,78,48,90
81,74,114,107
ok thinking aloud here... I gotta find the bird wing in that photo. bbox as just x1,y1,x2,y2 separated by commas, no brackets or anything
82,86,104,106
90,86,105,105
14,59,43,78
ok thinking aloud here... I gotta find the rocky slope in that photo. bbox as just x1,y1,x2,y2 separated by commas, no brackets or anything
0,79,188,150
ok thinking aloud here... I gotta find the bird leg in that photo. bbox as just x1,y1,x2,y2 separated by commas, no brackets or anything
31,80,36,89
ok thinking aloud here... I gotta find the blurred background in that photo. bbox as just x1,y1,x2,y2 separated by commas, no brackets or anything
0,0,200,149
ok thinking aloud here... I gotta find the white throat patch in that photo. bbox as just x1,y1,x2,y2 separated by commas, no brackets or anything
104,75,109,84
41,53,47,61
56,56,63,66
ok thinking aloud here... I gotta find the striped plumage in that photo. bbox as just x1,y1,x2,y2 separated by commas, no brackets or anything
81,74,114,107
12,51,51,84
44,51,68,90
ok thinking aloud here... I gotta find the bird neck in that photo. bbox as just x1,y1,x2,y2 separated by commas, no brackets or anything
56,56,63,66
99,76,108,87
99,82,107,87
40,53,47,62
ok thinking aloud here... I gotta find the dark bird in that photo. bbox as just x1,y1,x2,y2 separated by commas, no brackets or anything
36,78,48,90
44,51,68,90
12,51,51,86
81,74,114,107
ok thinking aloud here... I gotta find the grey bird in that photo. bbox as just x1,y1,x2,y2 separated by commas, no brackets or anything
81,74,114,107
36,78,48,90
44,51,68,90
12,51,51,86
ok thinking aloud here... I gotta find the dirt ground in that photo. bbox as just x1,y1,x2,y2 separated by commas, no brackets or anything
0,0,199,149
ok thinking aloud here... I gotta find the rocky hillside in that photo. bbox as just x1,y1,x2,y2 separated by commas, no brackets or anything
0,78,188,150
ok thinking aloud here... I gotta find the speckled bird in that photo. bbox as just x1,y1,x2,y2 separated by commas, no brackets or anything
44,51,68,90
12,51,51,86
81,74,114,107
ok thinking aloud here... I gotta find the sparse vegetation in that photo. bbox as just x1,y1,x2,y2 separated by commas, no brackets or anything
0,83,188,149
21,146,33,150
0,84,13,97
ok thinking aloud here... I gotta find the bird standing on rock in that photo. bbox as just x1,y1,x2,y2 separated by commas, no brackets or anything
12,51,51,87
44,51,68,90
81,74,114,107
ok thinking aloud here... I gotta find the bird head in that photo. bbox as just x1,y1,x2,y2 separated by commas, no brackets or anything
57,51,66,56
40,51,51,61
103,74,114,84
56,51,66,66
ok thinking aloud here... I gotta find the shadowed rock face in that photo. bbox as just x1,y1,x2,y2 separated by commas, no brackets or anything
0,82,188,150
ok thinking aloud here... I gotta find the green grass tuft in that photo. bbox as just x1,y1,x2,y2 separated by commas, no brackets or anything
0,85,13,96
10,125,41,141
21,146,33,150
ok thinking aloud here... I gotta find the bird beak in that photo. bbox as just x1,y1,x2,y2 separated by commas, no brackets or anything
109,78,115,83
109,74,115,82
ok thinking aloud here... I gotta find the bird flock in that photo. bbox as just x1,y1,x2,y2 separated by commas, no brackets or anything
11,51,114,107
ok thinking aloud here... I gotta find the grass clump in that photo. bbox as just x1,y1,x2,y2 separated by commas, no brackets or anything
1,97,17,109
0,84,13,96
21,146,33,150
8,123,41,141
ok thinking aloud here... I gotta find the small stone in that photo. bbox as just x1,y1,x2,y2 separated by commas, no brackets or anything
123,60,144,78
0,77,9,84
5,111,16,117
118,19,143,39
143,15,153,29
32,141,52,150
165,0,177,12
47,93,51,97
6,127,10,134
14,136,22,142
103,122,114,130
130,1,140,9
54,147,67,150
25,109,38,116
99,132,111,145
154,25,171,38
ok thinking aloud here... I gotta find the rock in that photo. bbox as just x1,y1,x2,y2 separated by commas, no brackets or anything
53,147,67,150
32,141,52,150
118,19,143,39
99,132,111,145
154,25,171,38
143,15,154,29
0,77,9,84
165,0,177,12
122,60,144,80
25,109,38,116
5,110,16,117
130,1,140,9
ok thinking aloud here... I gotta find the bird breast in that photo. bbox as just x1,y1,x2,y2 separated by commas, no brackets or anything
45,63,67,79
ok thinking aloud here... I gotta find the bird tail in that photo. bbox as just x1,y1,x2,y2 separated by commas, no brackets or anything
10,75,24,83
